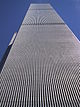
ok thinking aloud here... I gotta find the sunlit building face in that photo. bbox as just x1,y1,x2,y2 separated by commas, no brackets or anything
1,4,80,107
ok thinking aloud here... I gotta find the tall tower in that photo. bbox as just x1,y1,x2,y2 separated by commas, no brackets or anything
1,4,80,107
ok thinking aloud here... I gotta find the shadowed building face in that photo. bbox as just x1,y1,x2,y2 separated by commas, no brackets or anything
1,4,80,107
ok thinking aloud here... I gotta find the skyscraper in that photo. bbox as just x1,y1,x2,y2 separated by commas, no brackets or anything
1,4,80,107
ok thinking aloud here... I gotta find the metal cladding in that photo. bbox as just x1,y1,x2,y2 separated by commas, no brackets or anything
0,33,17,72
1,4,80,107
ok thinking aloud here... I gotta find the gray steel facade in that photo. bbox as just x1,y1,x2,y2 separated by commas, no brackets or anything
1,4,80,107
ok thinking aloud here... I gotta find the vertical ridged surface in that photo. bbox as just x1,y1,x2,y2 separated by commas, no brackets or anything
1,4,80,107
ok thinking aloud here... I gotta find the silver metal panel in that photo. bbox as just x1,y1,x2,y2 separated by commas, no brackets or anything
1,4,80,107
22,9,64,25
10,25,80,57
29,4,53,10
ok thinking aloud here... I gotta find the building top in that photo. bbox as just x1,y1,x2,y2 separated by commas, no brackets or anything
22,4,64,25
29,4,53,10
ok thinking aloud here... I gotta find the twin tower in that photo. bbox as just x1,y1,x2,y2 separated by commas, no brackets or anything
1,4,80,107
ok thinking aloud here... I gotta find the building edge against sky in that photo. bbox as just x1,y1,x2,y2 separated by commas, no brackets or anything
0,2,80,62
0,1,80,63
1,4,80,107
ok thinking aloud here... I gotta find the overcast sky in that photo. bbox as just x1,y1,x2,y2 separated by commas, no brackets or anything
0,0,80,61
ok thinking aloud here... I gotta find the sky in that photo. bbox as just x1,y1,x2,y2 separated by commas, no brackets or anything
0,0,80,61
